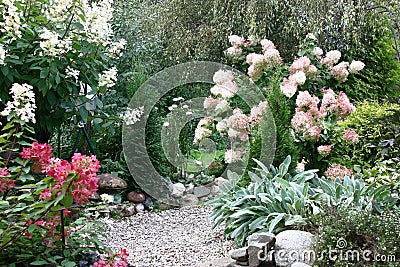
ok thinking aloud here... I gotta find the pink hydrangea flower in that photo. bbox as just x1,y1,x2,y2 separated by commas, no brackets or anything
303,126,320,141
260,39,276,51
291,111,313,132
331,62,349,82
321,50,341,66
343,129,359,144
295,91,319,116
317,145,332,157
290,56,311,74
289,71,307,85
337,91,356,118
229,35,245,48
349,60,365,74
250,101,268,125
280,78,298,98
224,149,245,164
324,163,353,180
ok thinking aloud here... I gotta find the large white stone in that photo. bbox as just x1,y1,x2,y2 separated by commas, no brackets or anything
171,182,186,198
274,230,315,267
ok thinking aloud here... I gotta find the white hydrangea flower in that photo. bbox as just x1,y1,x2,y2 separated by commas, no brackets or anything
0,45,6,65
121,106,144,125
40,28,72,57
44,0,74,22
98,67,118,88
289,71,307,85
0,0,22,38
82,0,114,43
349,60,365,74
106,38,127,58
1,83,36,123
65,66,80,82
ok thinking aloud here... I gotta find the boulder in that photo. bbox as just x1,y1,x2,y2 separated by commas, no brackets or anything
214,177,229,187
185,183,195,194
143,197,153,209
171,183,186,198
274,230,315,267
193,185,211,198
180,194,199,207
124,205,136,216
230,247,248,262
126,191,146,203
210,185,220,195
135,203,145,213
97,174,127,191
289,263,312,267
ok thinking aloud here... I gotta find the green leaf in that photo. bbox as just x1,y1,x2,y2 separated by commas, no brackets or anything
79,106,88,122
31,260,49,265
268,213,285,233
61,193,73,208
40,68,49,78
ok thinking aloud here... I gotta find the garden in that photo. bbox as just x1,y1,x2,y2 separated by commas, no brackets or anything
0,0,399,266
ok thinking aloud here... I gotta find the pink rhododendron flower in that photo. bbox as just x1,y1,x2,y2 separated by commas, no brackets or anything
0,167,10,177
0,177,15,193
324,163,353,180
317,145,332,157
93,260,108,267
343,129,359,144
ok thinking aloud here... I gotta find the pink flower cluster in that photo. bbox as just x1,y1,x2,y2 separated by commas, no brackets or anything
194,117,213,144
280,56,318,98
291,89,356,143
343,129,359,144
324,163,353,180
246,38,282,81
210,70,238,98
321,50,341,67
203,96,230,114
250,101,268,125
94,248,129,267
21,143,100,205
217,108,249,142
317,145,332,157
0,167,15,193
224,149,246,164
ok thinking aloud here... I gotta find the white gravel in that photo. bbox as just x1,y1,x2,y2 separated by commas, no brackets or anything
99,206,235,267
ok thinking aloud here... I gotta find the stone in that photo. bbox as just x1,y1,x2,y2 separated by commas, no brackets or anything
97,174,127,190
143,197,153,209
248,241,264,267
248,232,276,246
186,183,194,194
180,194,199,207
274,230,316,267
135,203,145,213
289,263,312,267
229,247,248,262
89,191,100,200
214,177,229,187
193,185,211,198
126,191,146,203
124,205,136,216
196,257,232,267
171,183,186,198
210,185,220,195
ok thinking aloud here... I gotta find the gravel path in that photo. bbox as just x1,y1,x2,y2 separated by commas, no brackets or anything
99,206,235,267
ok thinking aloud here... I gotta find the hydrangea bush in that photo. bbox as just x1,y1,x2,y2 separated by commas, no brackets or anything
223,33,365,177
0,0,125,136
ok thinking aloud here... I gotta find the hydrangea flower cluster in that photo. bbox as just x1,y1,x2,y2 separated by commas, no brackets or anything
20,142,101,205
39,28,72,57
0,44,6,65
0,0,22,38
0,83,36,123
194,117,213,144
121,106,144,126
210,70,238,98
225,35,246,58
99,67,118,88
291,89,357,152
324,163,353,180
224,149,246,164
343,129,359,144
246,38,282,81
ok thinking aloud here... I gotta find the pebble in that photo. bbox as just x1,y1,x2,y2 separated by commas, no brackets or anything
99,206,235,267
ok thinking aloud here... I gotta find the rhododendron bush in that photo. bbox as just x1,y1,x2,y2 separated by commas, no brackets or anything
221,33,365,178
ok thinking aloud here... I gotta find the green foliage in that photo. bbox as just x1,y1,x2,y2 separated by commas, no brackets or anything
338,101,400,168
207,156,398,245
311,207,400,266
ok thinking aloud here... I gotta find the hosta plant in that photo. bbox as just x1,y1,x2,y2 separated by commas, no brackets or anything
207,156,398,245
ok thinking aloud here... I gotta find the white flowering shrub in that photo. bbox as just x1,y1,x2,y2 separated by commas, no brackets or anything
0,0,125,135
